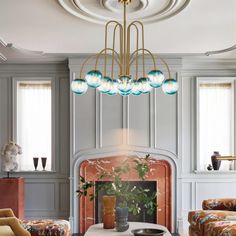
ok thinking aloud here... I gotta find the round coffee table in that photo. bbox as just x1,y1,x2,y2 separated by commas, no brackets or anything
84,222,171,236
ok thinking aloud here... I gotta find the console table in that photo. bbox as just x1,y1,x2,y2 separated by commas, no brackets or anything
84,222,171,236
0,177,25,218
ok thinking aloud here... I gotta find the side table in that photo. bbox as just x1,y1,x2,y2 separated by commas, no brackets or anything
0,177,25,218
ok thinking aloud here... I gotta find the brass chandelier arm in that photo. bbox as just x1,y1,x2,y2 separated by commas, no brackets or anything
129,48,157,72
95,48,122,72
79,54,97,79
155,56,171,79
128,21,145,76
111,23,124,77
79,50,121,80
105,21,123,76
127,24,139,79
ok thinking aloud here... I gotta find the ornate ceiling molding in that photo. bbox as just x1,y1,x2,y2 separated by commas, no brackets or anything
0,38,44,63
57,0,191,24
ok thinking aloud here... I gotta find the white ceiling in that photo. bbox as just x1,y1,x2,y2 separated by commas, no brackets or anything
0,0,236,60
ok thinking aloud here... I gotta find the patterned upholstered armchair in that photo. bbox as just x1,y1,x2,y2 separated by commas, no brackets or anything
189,199,236,236
0,208,71,236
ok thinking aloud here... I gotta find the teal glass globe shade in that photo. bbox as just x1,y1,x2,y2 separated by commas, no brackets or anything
118,76,133,93
119,90,131,96
131,80,142,96
162,79,179,95
71,79,88,95
138,77,152,94
85,70,102,88
148,70,165,88
98,76,112,93
107,79,119,95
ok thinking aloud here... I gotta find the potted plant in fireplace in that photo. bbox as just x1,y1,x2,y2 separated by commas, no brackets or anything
77,154,158,231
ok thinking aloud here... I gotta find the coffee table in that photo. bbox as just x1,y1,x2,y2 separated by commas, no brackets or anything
84,222,171,236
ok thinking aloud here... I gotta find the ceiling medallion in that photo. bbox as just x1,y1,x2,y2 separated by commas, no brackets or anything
71,0,178,96
58,0,190,24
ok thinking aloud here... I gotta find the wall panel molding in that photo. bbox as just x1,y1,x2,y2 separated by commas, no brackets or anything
0,63,70,220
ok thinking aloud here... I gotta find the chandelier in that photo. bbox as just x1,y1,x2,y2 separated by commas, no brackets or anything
71,0,178,96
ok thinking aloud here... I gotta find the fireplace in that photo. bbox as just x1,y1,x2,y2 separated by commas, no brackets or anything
79,155,172,234
95,181,157,223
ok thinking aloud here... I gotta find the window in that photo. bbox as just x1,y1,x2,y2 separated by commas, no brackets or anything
13,79,54,171
197,78,235,171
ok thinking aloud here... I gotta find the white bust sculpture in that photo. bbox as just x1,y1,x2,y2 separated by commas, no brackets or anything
1,141,22,172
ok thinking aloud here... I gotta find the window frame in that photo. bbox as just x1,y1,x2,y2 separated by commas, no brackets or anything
12,77,56,172
196,77,236,171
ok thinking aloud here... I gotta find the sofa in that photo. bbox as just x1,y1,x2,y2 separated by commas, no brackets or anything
189,199,236,236
0,208,71,236
0,208,30,236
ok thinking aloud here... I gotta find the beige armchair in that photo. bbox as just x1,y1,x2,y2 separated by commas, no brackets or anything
0,208,30,236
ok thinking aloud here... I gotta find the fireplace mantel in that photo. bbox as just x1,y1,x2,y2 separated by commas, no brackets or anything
69,148,179,234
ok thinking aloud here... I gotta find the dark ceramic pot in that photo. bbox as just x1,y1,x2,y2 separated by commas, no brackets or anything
211,151,221,170
115,207,129,232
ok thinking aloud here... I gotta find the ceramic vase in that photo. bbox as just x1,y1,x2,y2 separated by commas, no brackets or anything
103,195,116,229
211,151,221,170
115,207,129,232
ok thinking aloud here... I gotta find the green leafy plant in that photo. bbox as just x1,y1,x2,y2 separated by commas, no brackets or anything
77,154,158,217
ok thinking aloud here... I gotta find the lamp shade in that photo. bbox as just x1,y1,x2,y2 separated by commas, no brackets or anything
119,90,131,96
107,79,119,95
71,79,88,95
98,76,112,93
162,79,178,95
118,76,133,93
148,70,165,88
131,80,142,96
85,70,102,88
138,77,152,94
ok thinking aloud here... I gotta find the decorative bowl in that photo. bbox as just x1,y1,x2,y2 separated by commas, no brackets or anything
131,228,166,236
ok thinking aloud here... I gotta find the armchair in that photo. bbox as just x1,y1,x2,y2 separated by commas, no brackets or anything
0,208,30,236
189,199,236,236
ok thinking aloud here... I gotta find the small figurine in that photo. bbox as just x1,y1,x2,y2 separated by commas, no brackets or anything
207,164,213,171
1,141,22,177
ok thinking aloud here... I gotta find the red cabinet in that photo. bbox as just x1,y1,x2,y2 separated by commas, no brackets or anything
0,177,25,219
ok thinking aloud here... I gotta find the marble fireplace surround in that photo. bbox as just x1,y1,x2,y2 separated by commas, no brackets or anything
70,148,179,234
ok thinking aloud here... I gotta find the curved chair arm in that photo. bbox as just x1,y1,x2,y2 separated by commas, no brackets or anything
0,217,30,236
0,208,15,218
203,199,236,211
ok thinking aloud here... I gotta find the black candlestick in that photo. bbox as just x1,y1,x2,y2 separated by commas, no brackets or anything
33,157,39,171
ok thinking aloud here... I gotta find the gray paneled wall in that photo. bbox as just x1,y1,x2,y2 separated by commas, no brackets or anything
0,63,70,220
181,59,236,233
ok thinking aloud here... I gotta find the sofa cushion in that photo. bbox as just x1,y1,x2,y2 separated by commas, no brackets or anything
205,221,236,236
188,210,236,234
0,226,15,236
21,219,70,236
203,199,236,211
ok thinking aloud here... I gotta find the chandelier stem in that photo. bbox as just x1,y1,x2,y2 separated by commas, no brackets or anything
123,1,127,75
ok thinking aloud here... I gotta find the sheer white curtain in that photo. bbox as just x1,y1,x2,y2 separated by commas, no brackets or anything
17,81,52,171
199,83,233,170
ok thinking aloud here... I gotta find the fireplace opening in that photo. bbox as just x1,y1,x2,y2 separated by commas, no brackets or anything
95,181,157,223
